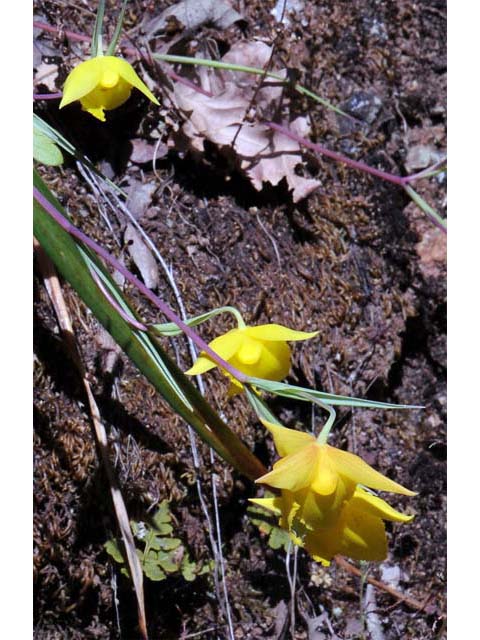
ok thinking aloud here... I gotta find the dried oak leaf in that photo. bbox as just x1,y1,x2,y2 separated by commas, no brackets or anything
124,224,159,290
143,0,244,37
170,41,320,202
34,62,59,92
130,138,168,164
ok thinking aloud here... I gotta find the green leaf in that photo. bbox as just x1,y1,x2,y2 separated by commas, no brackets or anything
151,306,243,337
181,558,197,582
33,170,266,481
247,378,423,410
106,0,129,56
151,501,172,527
268,527,291,551
158,538,182,551
248,492,290,551
143,562,166,581
33,127,63,166
104,539,125,564
144,549,158,562
157,551,180,573
91,0,106,57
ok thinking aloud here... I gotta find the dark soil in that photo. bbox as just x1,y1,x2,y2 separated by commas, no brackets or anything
34,1,446,638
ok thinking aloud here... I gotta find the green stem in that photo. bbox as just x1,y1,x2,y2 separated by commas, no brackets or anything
316,404,336,444
223,306,246,328
106,0,129,56
151,53,352,118
403,184,447,233
91,0,106,57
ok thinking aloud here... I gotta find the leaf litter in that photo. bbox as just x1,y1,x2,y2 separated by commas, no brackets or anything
166,41,321,202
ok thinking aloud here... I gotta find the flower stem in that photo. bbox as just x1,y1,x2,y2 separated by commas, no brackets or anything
33,187,249,384
33,92,62,101
316,403,336,444
266,121,447,234
223,306,246,328
403,184,447,232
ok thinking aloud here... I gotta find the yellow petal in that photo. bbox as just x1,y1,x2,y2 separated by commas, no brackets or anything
340,520,387,562
81,105,107,122
248,497,282,516
185,329,244,375
227,378,244,396
59,57,102,109
106,56,160,105
236,336,263,365
185,355,218,376
326,445,416,496
304,502,388,564
245,324,319,342
80,75,132,112
230,339,291,381
261,419,314,457
310,447,340,495
255,443,320,491
351,488,414,523
303,529,338,565
294,476,352,529
338,502,388,562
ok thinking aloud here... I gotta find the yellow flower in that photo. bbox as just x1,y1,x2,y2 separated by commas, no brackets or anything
59,56,159,122
251,420,415,564
252,486,413,566
185,323,318,395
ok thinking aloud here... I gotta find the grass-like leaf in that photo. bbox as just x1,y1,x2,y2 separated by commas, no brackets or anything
246,377,423,410
33,169,266,481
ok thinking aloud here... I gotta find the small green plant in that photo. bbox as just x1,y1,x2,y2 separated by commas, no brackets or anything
105,501,211,582
247,492,291,552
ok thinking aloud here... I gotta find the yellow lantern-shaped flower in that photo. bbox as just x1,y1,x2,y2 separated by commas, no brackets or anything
251,420,416,565
59,56,159,122
185,323,318,395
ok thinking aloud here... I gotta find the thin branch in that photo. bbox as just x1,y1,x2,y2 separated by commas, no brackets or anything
335,556,435,613
34,238,148,639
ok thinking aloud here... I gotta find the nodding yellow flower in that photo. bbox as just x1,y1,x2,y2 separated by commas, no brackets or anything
251,420,415,565
59,56,159,122
252,486,414,565
185,323,318,395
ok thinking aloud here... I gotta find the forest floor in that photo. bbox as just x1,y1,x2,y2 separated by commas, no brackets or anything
33,1,446,638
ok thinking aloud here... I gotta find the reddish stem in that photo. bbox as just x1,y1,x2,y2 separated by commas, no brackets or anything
266,120,410,187
33,92,62,100
33,186,248,384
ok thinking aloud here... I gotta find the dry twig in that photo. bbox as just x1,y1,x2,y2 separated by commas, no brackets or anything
34,238,148,639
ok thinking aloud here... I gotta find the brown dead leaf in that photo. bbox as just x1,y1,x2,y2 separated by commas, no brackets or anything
126,180,158,219
143,0,244,37
124,224,160,290
130,138,168,164
34,62,59,92
169,41,320,202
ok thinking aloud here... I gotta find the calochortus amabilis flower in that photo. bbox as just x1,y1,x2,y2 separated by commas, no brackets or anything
59,56,159,122
251,420,416,565
185,323,318,395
